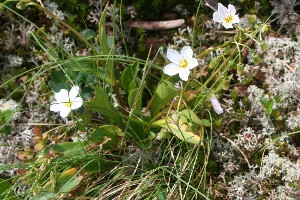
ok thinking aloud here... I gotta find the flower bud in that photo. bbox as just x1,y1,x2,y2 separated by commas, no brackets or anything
210,96,223,115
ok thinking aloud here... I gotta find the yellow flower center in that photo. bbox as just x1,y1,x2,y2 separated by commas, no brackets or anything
179,59,188,68
224,15,233,23
64,101,73,108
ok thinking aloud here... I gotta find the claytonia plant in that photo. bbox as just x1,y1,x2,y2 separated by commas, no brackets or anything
50,86,83,118
163,46,198,81
213,3,239,29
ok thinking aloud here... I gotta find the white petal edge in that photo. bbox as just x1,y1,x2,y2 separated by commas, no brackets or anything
71,97,83,110
166,49,182,64
50,102,62,112
228,4,236,14
59,106,71,118
55,89,69,103
233,15,240,24
178,69,190,81
69,86,80,101
186,58,198,69
217,3,228,15
222,22,233,29
163,63,180,76
180,46,193,59
213,12,222,23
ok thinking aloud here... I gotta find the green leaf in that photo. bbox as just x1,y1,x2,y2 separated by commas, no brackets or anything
259,40,269,50
89,129,105,142
137,138,152,149
77,122,87,132
44,142,85,156
209,55,222,69
121,62,139,92
69,59,96,72
59,176,82,193
80,86,94,99
260,98,274,116
80,29,96,41
237,63,244,76
107,36,114,48
3,110,13,122
156,128,172,140
84,159,117,174
196,119,211,127
253,54,262,64
57,168,82,193
81,110,93,124
48,70,67,92
89,125,120,148
167,120,202,145
126,113,152,148
157,188,167,200
221,79,230,90
84,86,123,126
179,109,211,127
99,3,110,55
57,168,77,185
98,3,115,85
151,81,180,117
128,88,143,112
0,178,17,200
32,192,56,200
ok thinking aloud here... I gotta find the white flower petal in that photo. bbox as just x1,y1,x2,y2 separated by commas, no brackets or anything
69,86,80,101
213,12,222,23
186,58,198,69
59,106,71,118
180,46,193,59
178,69,190,81
222,22,233,29
50,101,62,112
228,4,236,14
167,49,182,64
55,89,69,102
163,63,180,76
217,3,228,15
213,3,239,29
233,15,240,24
71,97,83,110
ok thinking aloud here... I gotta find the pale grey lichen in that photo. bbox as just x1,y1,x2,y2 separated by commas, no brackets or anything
6,55,23,67
257,37,300,108
286,113,300,130
0,99,21,120
44,0,67,20
270,185,296,200
87,0,119,24
260,116,275,136
172,27,193,47
226,166,262,199
242,37,300,109
259,151,300,183
235,127,263,152
247,85,266,114
212,137,236,164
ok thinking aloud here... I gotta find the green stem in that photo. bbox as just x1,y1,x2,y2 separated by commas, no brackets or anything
196,40,232,59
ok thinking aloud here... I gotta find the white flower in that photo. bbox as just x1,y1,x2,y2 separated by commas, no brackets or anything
210,96,223,115
163,46,198,81
50,86,83,118
213,3,239,29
